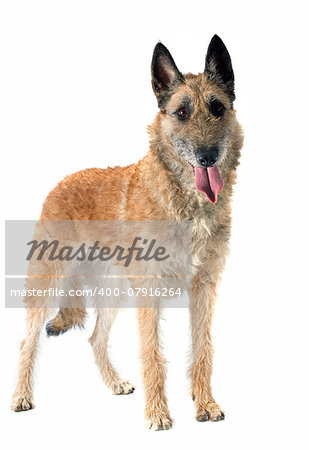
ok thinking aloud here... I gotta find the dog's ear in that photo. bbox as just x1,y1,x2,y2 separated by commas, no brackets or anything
151,43,184,110
204,35,235,102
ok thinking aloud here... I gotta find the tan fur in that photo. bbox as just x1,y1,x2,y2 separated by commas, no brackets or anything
88,309,135,395
11,49,243,429
46,308,86,336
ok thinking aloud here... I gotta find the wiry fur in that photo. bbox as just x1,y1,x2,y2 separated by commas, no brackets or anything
46,308,86,337
11,35,243,430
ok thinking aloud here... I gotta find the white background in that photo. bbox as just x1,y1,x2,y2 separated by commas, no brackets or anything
1,0,309,449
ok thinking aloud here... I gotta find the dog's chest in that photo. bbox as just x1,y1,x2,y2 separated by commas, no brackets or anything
191,209,231,271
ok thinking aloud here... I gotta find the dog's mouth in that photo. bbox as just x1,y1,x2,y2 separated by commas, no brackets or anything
189,163,224,204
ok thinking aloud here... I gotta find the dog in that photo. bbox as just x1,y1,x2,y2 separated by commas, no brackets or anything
11,35,243,430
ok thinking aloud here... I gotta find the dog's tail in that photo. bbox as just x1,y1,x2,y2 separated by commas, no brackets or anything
46,308,87,337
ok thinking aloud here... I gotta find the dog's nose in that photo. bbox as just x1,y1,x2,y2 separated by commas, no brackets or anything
196,148,218,167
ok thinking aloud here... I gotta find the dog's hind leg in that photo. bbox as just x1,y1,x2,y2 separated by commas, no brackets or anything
11,305,48,411
46,276,87,336
46,307,86,337
11,245,60,411
89,308,135,395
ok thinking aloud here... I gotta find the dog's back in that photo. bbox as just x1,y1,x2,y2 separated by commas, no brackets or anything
41,166,133,220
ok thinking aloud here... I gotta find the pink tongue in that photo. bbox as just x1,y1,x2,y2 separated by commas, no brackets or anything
194,167,224,203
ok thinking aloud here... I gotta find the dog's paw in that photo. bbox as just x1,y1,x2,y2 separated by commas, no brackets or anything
45,320,64,337
11,396,34,412
146,412,173,431
110,380,135,395
195,401,225,422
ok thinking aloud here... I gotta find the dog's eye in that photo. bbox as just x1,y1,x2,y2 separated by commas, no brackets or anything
177,107,189,119
209,100,225,118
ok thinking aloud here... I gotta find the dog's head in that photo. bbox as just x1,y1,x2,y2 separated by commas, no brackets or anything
151,35,241,204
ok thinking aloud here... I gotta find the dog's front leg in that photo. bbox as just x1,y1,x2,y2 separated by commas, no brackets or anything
190,274,225,422
137,307,172,430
